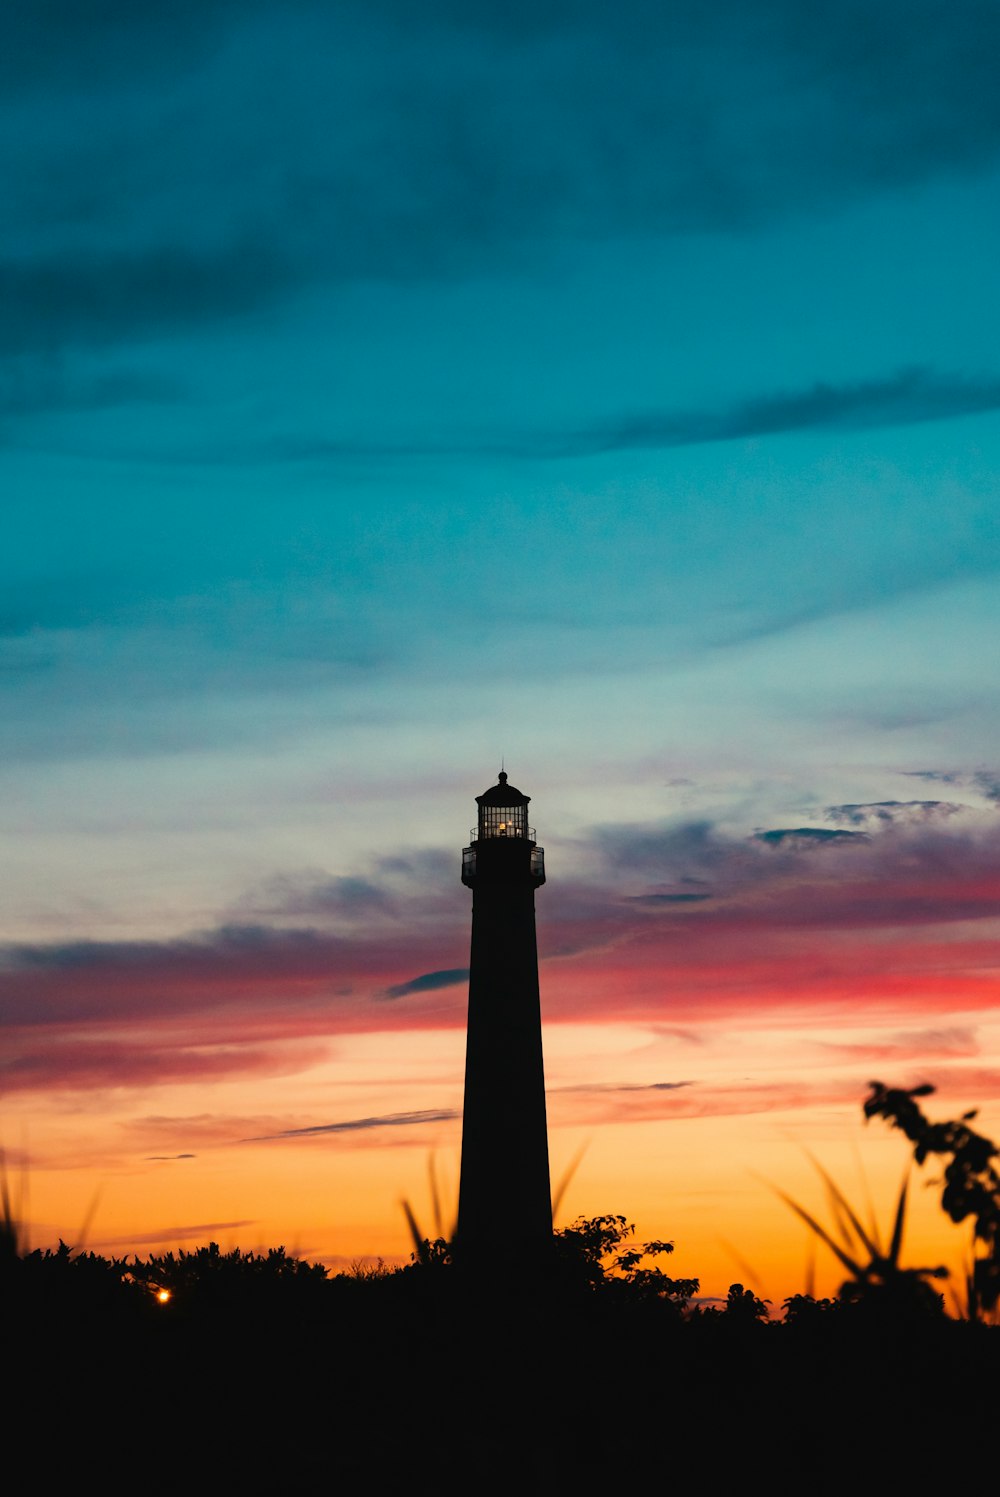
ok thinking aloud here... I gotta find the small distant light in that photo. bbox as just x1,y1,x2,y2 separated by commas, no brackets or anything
156,1288,172,1304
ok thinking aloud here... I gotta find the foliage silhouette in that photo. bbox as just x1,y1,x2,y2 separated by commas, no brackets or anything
774,1159,948,1318
401,1211,702,1308
719,1281,771,1322
864,1080,1000,1318
132,1239,328,1291
404,1235,453,1271
6,1089,999,1350
6,1109,1000,1489
781,1292,841,1326
549,1213,700,1308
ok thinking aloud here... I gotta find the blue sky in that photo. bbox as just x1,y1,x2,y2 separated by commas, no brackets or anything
3,2,1000,1279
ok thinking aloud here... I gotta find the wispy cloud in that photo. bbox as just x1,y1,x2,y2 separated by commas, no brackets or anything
902,769,1000,804
207,368,1000,467
823,800,963,827
581,368,1000,452
549,1073,877,1128
6,800,1000,1094
383,968,469,1000
754,827,866,845
0,243,290,358
244,1109,459,1142
819,1025,980,1064
92,1219,257,1249
0,362,183,423
0,1037,331,1095
233,872,397,922
627,892,713,905
560,1080,694,1094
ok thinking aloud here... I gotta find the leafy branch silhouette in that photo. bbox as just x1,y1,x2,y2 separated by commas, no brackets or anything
864,1080,1000,1319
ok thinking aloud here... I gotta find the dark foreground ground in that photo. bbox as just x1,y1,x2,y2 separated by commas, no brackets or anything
7,1251,999,1492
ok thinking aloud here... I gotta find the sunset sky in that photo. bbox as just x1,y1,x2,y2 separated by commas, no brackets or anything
3,0,1000,1300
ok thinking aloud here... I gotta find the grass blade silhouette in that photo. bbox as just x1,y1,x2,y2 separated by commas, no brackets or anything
428,1154,444,1242
887,1174,909,1269
0,1148,29,1258
551,1141,588,1223
68,1186,103,1256
401,1197,430,1264
851,1139,881,1251
769,1183,866,1280
718,1236,767,1293
804,1235,817,1300
806,1152,880,1260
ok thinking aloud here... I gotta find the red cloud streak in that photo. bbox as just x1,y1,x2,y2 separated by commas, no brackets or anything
3,820,999,1093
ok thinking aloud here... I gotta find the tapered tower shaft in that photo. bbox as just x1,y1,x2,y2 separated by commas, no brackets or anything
457,774,551,1261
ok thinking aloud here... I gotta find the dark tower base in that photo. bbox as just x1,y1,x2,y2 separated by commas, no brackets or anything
457,776,551,1265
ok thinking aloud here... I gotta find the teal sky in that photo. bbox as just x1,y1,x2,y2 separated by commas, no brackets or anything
4,0,999,931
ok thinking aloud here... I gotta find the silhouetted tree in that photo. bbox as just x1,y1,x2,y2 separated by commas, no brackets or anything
551,1214,699,1307
723,1282,771,1321
781,1293,841,1326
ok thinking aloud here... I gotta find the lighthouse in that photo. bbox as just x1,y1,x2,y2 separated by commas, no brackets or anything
457,772,552,1263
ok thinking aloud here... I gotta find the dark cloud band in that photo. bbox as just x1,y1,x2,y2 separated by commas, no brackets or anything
383,968,469,999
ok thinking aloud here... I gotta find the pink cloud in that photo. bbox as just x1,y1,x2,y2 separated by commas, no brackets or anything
3,815,999,1094
0,1035,332,1095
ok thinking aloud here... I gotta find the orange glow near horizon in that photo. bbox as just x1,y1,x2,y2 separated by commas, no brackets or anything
8,1013,999,1307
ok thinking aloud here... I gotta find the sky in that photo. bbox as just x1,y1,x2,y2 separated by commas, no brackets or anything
3,0,1000,1300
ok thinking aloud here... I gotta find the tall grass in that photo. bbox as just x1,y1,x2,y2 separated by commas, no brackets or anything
774,1157,949,1315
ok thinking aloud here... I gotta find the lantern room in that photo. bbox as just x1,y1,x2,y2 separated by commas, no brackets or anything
475,771,531,840
462,771,545,886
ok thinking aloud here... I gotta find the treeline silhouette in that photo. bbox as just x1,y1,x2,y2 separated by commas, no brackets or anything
5,1085,999,1486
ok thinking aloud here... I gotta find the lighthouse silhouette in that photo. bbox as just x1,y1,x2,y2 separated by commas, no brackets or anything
457,771,552,1262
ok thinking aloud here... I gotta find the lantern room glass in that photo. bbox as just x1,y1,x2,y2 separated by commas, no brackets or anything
478,801,529,839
